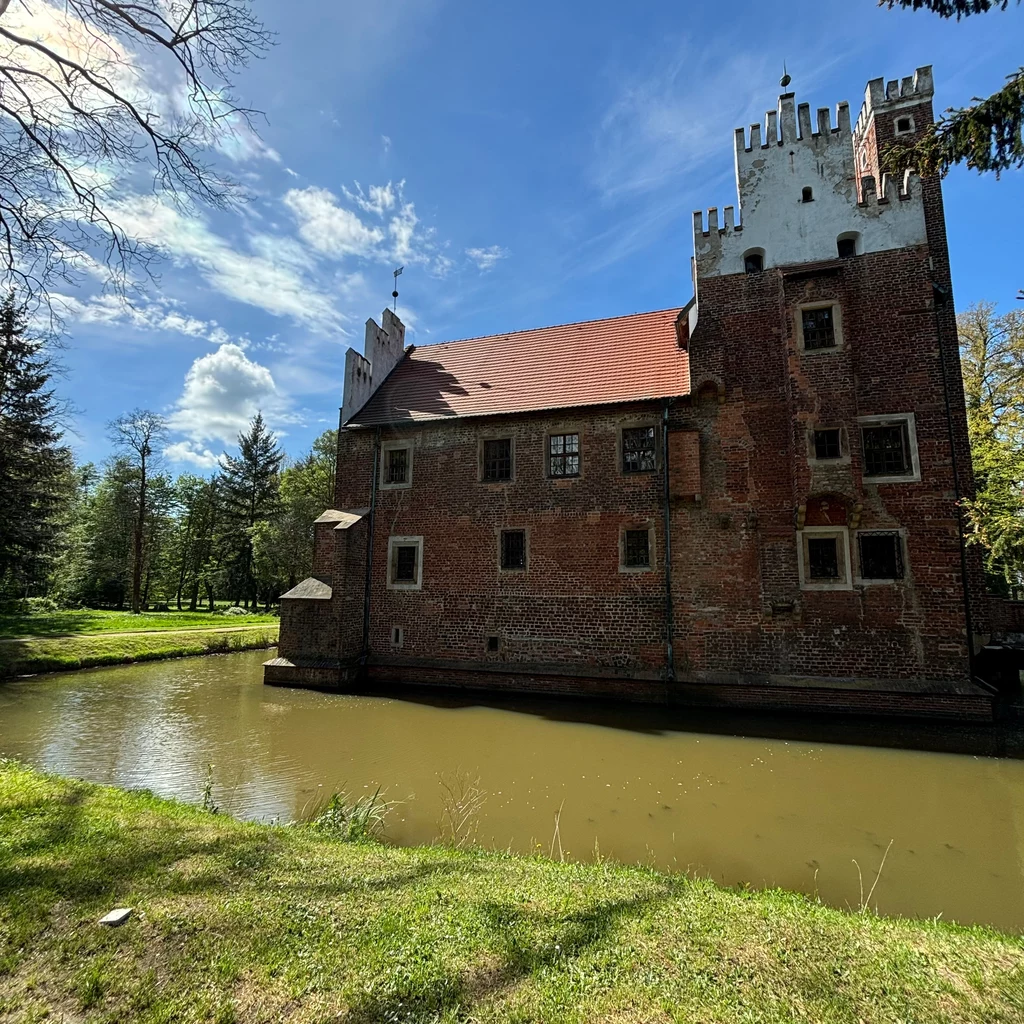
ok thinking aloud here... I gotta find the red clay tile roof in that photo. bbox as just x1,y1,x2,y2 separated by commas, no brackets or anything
347,307,689,426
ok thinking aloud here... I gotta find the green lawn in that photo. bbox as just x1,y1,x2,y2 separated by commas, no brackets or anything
0,624,278,677
1,761,1022,1023
0,607,278,639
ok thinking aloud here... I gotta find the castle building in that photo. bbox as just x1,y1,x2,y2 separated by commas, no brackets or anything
265,66,998,719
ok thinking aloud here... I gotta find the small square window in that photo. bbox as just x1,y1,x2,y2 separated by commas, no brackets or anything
500,529,526,571
837,237,857,259
807,537,839,579
483,438,512,482
549,433,580,477
862,423,911,477
385,447,408,484
801,307,836,350
813,429,841,460
623,426,656,473
859,532,904,580
487,636,500,652
624,529,650,568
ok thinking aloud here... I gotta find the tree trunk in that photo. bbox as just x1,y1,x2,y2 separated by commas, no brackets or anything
131,459,146,613
189,581,199,612
206,582,215,612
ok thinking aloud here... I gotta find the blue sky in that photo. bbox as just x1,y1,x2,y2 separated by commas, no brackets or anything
55,0,1024,468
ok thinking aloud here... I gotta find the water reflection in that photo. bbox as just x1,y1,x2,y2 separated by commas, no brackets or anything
2,650,1023,931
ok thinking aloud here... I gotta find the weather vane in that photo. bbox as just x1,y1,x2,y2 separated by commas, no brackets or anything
780,62,791,90
392,266,403,312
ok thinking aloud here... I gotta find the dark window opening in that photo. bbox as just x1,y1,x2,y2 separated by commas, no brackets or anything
549,433,580,477
487,636,500,652
896,117,911,133
624,529,651,568
862,422,911,477
859,532,904,580
391,626,403,646
837,237,857,259
802,186,813,202
500,529,526,571
483,438,512,481
744,252,764,274
807,537,839,579
395,545,418,582
385,447,408,484
801,306,837,350
622,426,656,473
814,429,841,460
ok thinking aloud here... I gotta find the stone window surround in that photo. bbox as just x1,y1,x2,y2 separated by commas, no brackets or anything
545,428,583,480
796,526,852,591
795,300,844,355
380,439,413,490
478,434,515,484
387,535,423,591
619,521,656,574
857,412,921,484
496,526,529,573
893,113,916,137
854,528,908,586
617,421,660,476
808,425,849,464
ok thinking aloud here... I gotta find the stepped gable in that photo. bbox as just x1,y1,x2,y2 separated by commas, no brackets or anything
346,307,689,426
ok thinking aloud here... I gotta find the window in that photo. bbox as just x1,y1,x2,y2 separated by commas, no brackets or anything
798,528,851,589
548,433,580,477
801,306,836,350
802,186,813,202
813,429,841,460
860,150,868,170
624,529,650,568
483,438,512,482
744,252,764,274
858,532,904,580
487,636,500,652
387,536,423,590
894,115,915,136
837,237,857,259
390,625,404,648
622,426,656,473
500,529,526,571
385,447,408,484
862,422,911,477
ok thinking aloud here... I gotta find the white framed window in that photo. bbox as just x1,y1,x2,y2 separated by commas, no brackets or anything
381,441,412,489
894,114,916,136
619,523,656,573
796,301,843,353
797,527,852,591
387,536,423,591
858,413,921,484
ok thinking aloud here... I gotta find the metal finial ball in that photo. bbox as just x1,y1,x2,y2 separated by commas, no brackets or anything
780,72,791,88
392,290,399,299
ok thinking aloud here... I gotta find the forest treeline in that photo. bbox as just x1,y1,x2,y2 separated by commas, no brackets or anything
0,293,336,612
3,293,1024,611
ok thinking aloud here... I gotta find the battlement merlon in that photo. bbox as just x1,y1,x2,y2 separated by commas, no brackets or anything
341,308,408,425
735,98,852,154
854,66,934,137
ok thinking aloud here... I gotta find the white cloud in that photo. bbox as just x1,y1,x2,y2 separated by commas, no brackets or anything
164,441,220,469
343,180,399,216
283,186,385,258
466,245,509,272
381,135,392,154
168,342,289,448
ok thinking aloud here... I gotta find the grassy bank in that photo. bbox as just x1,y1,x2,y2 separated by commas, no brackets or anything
0,624,278,677
0,607,278,640
1,762,1022,1023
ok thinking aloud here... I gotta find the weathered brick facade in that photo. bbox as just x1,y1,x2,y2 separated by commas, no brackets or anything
266,65,995,719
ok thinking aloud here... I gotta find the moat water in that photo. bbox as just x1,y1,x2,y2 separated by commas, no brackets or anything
2,648,1023,931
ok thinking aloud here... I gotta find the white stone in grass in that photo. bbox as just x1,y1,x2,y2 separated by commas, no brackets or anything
98,907,132,927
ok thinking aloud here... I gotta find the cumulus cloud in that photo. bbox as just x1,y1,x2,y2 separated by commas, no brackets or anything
466,245,509,272
164,441,220,469
343,180,399,216
168,342,287,448
283,186,385,258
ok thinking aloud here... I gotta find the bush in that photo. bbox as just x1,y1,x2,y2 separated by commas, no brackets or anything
222,606,250,617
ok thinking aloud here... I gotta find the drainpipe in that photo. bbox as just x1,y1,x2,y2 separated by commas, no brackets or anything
361,428,381,667
662,399,676,683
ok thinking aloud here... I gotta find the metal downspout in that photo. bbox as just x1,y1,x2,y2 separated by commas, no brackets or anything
663,399,676,683
361,428,381,668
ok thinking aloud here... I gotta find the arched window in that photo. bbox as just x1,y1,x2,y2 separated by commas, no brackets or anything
743,248,764,274
836,232,860,259
802,186,813,203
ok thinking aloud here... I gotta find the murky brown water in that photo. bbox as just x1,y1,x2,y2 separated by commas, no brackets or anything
2,649,1023,930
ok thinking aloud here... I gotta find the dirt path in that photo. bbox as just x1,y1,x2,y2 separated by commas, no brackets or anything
0,624,278,644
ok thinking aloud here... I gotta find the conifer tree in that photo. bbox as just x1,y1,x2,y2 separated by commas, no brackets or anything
881,2,1023,178
219,412,282,607
0,292,69,596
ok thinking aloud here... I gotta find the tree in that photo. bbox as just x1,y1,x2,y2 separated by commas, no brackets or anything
881,2,1023,178
0,291,71,596
0,1,270,314
109,408,166,612
165,473,221,610
219,412,282,606
958,302,1024,593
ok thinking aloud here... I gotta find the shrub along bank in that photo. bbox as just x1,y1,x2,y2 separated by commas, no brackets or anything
0,624,278,678
1,760,1023,1023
